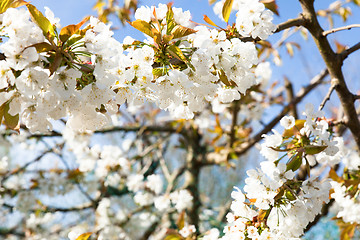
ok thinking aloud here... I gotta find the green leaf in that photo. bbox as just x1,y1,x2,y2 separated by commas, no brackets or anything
167,45,188,63
218,69,231,86
152,68,168,78
286,151,303,172
164,234,183,240
222,0,234,23
163,34,174,43
129,19,155,38
171,25,197,39
0,0,27,14
8,0,27,8
0,0,12,13
304,145,327,155
285,190,297,201
65,35,85,48
75,232,92,240
166,6,176,35
176,211,185,230
26,4,55,41
3,101,19,130
60,16,90,43
283,119,306,138
0,102,6,124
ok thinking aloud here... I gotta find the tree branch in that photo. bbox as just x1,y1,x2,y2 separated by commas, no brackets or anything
3,202,94,213
299,0,360,151
340,41,360,60
274,17,305,33
240,17,305,42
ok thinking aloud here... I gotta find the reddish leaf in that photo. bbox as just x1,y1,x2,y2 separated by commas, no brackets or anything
26,42,55,53
203,15,219,27
171,25,197,39
75,232,92,240
60,16,90,43
129,19,155,38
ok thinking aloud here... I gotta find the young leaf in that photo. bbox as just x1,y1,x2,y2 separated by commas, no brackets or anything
283,119,306,138
166,6,176,35
219,69,237,87
285,190,297,201
0,0,27,13
60,16,90,43
26,42,55,53
151,28,162,44
222,0,234,23
9,0,27,8
49,50,63,75
75,232,92,240
163,34,174,44
26,4,55,41
164,234,183,240
176,211,185,230
0,102,6,124
339,222,356,240
286,152,303,172
258,209,269,221
3,101,19,130
152,68,168,78
203,15,219,28
260,0,279,16
171,25,197,39
129,19,155,38
0,0,12,14
305,157,311,177
353,0,360,6
329,168,343,183
167,45,188,63
285,42,294,57
304,145,327,155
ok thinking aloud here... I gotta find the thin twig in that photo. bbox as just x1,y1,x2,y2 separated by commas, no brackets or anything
322,24,360,37
319,83,336,111
240,17,305,42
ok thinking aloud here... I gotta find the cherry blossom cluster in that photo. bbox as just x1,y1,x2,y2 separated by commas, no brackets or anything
330,152,360,224
217,165,330,239
0,1,275,132
260,103,341,166
200,108,347,239
331,181,360,224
